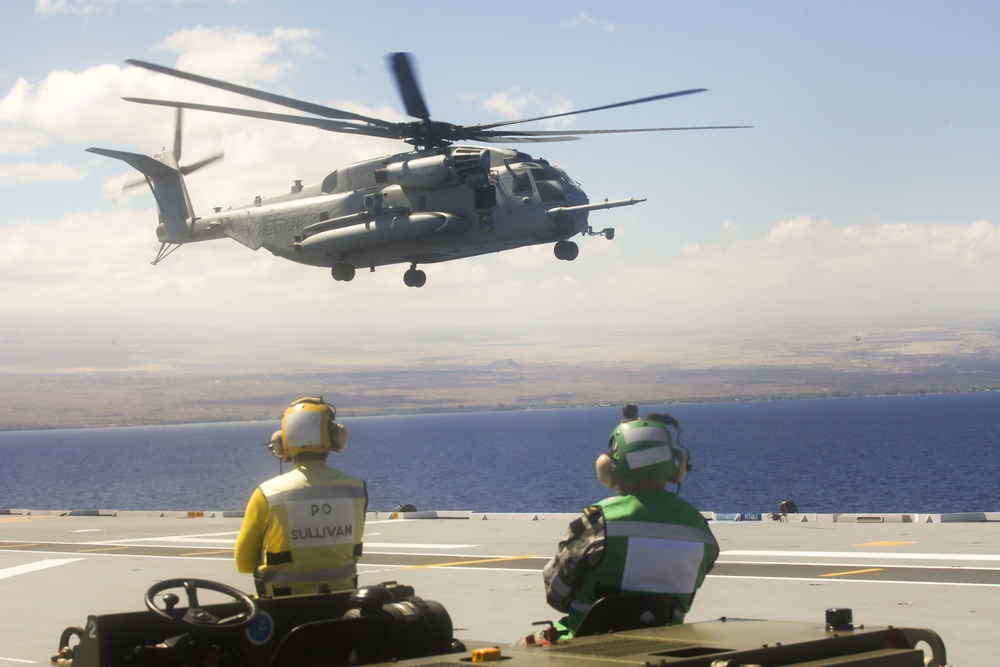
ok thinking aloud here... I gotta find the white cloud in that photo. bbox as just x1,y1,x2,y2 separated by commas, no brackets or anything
0,127,51,155
154,26,321,82
471,89,574,128
604,217,1000,324
0,64,163,145
565,12,618,32
0,161,85,184
0,30,393,208
2,209,997,331
34,0,109,16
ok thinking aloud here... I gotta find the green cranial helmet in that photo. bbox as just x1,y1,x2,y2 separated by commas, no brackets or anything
607,417,682,484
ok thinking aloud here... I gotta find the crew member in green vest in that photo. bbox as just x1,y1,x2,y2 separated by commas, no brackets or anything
542,408,718,636
235,397,368,597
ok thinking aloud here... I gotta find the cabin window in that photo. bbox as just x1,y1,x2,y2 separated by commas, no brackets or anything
322,171,338,193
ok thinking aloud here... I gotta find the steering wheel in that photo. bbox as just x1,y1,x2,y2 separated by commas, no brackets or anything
145,578,259,632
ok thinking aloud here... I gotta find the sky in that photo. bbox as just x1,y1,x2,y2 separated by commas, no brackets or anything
1,0,999,332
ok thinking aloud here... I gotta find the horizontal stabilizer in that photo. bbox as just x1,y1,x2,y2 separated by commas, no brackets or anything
86,147,179,178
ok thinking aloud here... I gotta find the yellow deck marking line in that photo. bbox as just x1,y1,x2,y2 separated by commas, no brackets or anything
855,541,916,547
181,550,234,557
820,568,884,578
404,555,544,569
78,546,129,553
0,544,38,549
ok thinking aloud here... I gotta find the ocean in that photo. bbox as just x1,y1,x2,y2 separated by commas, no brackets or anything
2,392,998,515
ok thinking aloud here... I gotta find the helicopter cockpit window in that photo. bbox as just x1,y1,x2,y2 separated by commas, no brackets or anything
527,167,568,203
535,181,566,204
529,167,559,182
510,169,533,194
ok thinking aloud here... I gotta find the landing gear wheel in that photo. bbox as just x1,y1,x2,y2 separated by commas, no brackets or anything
144,578,259,632
403,266,427,288
554,240,579,261
331,262,356,282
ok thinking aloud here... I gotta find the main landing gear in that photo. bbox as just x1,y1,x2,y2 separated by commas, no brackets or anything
403,263,427,288
553,240,579,261
331,261,356,282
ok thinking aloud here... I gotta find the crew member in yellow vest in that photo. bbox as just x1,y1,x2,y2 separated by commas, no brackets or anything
235,397,368,597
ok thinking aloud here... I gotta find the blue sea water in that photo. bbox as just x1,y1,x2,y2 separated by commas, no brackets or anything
2,393,998,514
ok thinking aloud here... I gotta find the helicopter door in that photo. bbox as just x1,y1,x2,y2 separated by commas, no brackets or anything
474,184,496,209
473,183,497,233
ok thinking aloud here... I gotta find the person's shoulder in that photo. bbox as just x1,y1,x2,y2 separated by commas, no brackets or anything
312,463,365,485
664,493,713,527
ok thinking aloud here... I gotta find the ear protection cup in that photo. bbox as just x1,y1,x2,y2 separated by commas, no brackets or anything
329,422,348,452
667,445,689,484
596,452,619,488
268,430,289,461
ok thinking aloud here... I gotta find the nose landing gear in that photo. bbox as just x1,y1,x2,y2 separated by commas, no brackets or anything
553,240,579,261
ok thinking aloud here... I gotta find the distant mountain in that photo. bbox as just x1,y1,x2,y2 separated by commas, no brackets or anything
2,311,1000,430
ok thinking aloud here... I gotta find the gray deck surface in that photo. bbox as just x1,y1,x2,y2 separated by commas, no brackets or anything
2,510,998,665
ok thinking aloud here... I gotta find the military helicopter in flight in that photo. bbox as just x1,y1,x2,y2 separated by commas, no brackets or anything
88,54,747,287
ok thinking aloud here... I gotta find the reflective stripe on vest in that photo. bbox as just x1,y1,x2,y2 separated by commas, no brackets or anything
265,484,367,506
259,562,357,585
606,520,718,544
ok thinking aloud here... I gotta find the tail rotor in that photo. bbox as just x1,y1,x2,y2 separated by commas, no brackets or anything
122,109,223,192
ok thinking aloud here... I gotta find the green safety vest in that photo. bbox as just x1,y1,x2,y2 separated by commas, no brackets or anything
569,490,718,630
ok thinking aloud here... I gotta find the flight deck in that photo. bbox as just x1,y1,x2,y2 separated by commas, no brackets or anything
2,510,998,665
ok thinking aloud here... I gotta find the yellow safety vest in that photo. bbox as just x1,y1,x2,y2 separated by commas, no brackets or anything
254,461,367,596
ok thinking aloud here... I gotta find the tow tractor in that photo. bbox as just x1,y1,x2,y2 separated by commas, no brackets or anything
51,578,951,666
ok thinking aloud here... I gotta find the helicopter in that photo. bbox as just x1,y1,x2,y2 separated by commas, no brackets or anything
88,54,748,287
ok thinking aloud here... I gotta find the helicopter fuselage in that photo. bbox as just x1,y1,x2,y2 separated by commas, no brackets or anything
178,146,595,282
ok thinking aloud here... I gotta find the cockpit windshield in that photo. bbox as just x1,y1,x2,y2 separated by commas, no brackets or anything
529,165,576,203
503,158,583,203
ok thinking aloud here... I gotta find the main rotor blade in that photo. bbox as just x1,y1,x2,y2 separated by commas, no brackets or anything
389,53,430,120
173,109,183,160
472,136,581,144
123,97,400,139
126,59,392,128
471,89,709,132
474,125,754,140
